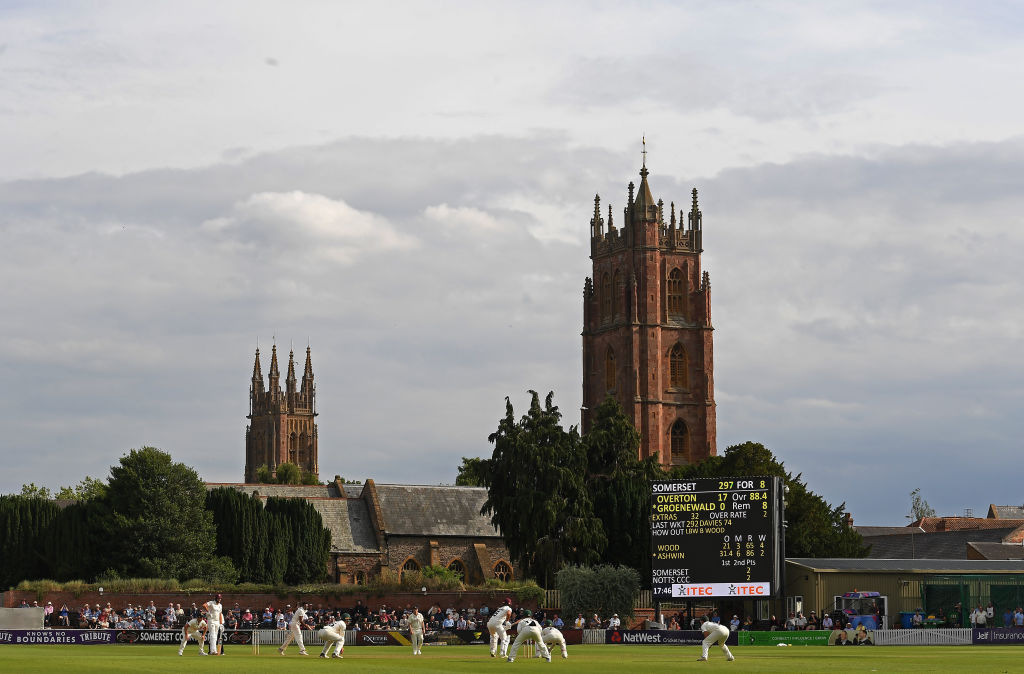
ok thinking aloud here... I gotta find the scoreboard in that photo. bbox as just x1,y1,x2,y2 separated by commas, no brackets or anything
650,477,782,600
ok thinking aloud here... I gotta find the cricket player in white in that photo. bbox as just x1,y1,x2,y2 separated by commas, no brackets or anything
279,603,309,655
318,613,348,659
178,616,208,656
488,603,513,658
507,610,551,663
698,620,734,662
539,620,568,659
203,594,224,656
408,606,426,655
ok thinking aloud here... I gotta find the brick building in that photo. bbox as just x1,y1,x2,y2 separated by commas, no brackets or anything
208,479,512,584
582,150,716,467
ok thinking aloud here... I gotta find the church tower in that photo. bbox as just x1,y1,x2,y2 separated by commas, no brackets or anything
581,146,716,467
245,344,319,482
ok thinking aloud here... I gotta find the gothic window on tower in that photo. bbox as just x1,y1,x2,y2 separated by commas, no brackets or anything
605,347,616,392
613,269,623,320
601,273,612,324
669,343,688,389
671,419,689,466
667,268,685,320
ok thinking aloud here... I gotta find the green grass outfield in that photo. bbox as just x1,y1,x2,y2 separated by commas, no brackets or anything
1,644,1020,673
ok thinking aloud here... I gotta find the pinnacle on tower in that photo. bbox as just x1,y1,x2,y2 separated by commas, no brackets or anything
251,348,264,392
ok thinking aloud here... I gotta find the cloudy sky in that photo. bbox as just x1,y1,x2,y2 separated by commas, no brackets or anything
2,1,1022,526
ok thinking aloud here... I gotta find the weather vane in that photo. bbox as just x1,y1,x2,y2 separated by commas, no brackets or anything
642,135,647,167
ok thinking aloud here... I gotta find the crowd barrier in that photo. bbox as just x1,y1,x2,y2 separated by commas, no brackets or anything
3,626,1022,648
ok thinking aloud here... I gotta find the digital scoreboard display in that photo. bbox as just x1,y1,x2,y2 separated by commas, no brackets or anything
650,477,781,600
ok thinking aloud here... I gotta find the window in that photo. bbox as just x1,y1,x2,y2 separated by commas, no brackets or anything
669,344,687,389
447,559,465,579
605,348,616,392
355,571,366,585
601,273,612,322
493,561,513,582
401,557,420,580
667,268,684,318
613,269,623,319
671,420,689,466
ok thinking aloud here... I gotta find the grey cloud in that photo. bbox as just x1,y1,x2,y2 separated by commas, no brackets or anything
551,54,884,121
2,133,1023,525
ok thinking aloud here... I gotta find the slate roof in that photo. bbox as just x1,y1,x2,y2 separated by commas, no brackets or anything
207,483,379,554
856,526,923,537
912,517,1024,532
373,484,500,538
862,527,1020,560
207,482,343,498
788,558,1024,573
967,543,1024,561
989,505,1024,519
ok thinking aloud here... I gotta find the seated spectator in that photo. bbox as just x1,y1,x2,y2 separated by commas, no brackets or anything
574,613,586,629
58,604,70,627
175,603,184,624
164,603,176,627
912,610,923,628
478,604,490,619
795,612,807,630
44,601,54,625
785,612,797,630
261,606,274,627
187,602,199,620
18,600,29,609
456,615,467,630
242,607,254,627
276,615,287,630
608,613,621,629
741,616,753,631
729,615,740,631
442,613,455,629
588,613,602,629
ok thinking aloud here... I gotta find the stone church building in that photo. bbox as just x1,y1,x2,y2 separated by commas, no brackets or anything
582,156,717,467
225,345,512,584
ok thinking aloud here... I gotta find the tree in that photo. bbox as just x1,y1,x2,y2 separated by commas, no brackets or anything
455,457,487,486
255,464,274,483
19,483,52,499
265,497,331,584
0,495,61,586
670,441,869,558
274,462,301,485
910,488,936,520
480,392,606,582
583,396,663,577
555,564,640,623
55,476,107,501
105,446,236,581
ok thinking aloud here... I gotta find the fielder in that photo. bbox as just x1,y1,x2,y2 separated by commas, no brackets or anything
507,610,551,663
408,606,426,655
538,619,568,659
487,602,514,658
279,603,309,655
318,612,348,659
697,619,734,662
203,593,224,656
178,616,208,656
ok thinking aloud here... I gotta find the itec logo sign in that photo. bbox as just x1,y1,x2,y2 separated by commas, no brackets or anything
672,582,771,597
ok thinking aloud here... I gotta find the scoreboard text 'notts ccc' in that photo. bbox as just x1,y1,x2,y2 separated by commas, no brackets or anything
649,477,783,600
